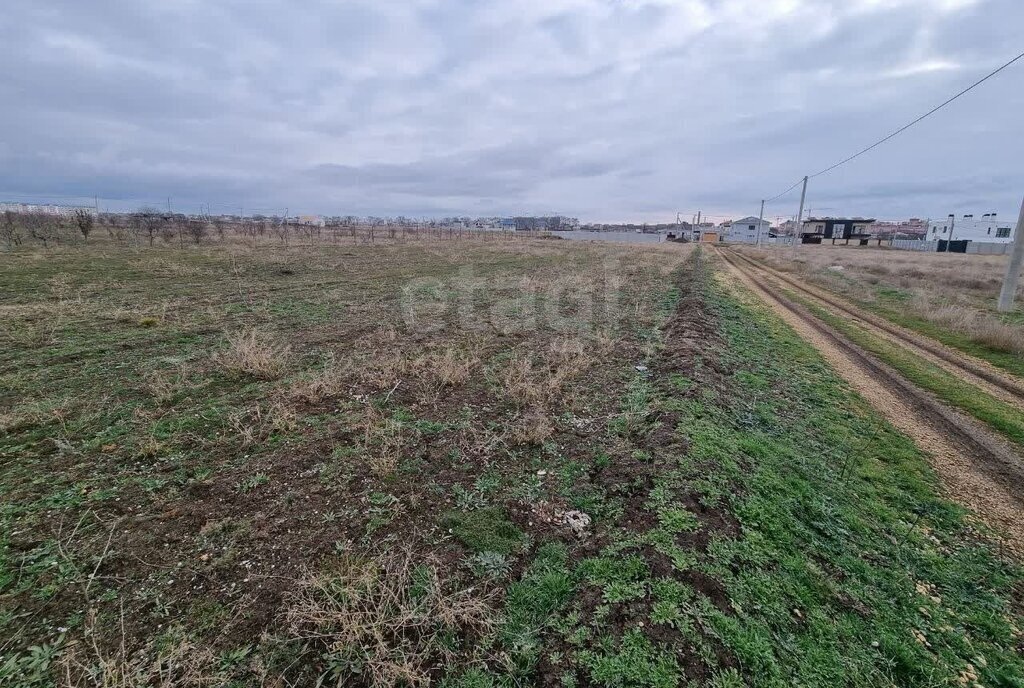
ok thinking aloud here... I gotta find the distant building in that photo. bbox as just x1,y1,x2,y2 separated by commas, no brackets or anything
691,222,717,242
296,215,325,227
725,216,771,243
776,219,798,236
511,216,579,231
0,202,97,217
800,217,875,243
699,231,720,243
867,218,928,239
927,213,1015,244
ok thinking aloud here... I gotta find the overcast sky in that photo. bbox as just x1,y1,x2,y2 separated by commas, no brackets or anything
1,0,1022,222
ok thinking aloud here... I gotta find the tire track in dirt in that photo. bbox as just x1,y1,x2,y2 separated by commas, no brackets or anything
728,249,1024,409
715,248,1024,554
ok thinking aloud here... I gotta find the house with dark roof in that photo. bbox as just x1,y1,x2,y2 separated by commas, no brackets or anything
800,217,876,244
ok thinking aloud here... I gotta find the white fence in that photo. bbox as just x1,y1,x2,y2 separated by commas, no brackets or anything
888,239,1011,255
890,239,937,251
966,242,1011,255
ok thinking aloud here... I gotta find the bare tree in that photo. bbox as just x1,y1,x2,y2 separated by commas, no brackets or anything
211,217,227,242
240,219,261,247
101,214,129,242
133,207,161,246
72,209,95,241
186,220,207,244
159,217,177,244
1,211,24,248
272,219,291,246
23,212,62,248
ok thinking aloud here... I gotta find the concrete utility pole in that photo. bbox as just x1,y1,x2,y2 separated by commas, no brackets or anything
791,176,808,251
755,199,765,246
997,195,1024,312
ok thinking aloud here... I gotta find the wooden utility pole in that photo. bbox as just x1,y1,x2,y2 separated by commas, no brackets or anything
997,195,1024,312
791,176,808,252
755,199,765,246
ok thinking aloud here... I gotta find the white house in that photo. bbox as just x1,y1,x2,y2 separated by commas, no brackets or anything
725,216,772,243
296,214,326,227
927,213,1015,244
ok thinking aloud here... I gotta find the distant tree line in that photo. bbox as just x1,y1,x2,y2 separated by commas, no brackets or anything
0,209,560,250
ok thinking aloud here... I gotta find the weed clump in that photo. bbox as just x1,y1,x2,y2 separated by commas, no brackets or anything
441,506,527,555
287,549,496,687
213,327,292,380
357,405,406,476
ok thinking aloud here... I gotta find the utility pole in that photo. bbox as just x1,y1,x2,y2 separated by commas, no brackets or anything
997,195,1024,312
755,199,765,247
167,197,172,214
791,176,808,251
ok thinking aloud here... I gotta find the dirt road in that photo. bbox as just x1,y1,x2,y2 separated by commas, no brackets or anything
716,248,1024,553
728,250,1024,408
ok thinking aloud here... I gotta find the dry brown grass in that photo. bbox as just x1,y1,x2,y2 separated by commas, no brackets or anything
226,399,299,448
495,336,611,445
213,328,292,380
500,337,596,409
911,296,1024,354
58,611,218,688
506,406,556,445
737,244,1024,354
288,355,349,404
0,407,37,434
744,244,1017,301
287,548,496,687
145,365,195,405
413,346,479,387
356,405,406,476
296,338,483,403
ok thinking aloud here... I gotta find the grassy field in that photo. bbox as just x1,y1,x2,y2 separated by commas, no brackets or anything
784,290,1024,451
735,245,1024,378
1,239,1022,687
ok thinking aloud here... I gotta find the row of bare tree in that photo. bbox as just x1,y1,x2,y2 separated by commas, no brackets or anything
1,209,537,250
1,209,96,248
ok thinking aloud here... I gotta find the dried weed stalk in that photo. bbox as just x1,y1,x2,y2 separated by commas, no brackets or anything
213,328,292,380
287,548,496,688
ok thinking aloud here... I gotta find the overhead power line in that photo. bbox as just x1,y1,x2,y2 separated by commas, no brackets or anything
760,48,1024,207
809,49,1024,179
765,177,806,204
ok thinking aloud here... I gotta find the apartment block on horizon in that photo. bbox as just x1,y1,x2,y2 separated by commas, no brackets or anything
0,202,97,217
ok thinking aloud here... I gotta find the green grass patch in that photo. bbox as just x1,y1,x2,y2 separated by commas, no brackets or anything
440,506,527,555
695,274,1024,687
791,291,1024,449
864,300,1024,379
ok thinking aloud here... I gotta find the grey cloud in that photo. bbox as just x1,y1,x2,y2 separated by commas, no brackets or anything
0,0,1022,220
